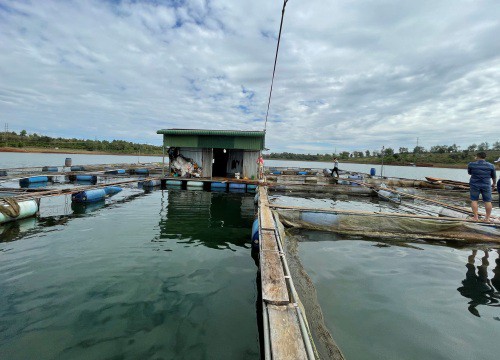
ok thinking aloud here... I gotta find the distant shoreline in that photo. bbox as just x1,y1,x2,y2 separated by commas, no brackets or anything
0,147,472,169
0,147,163,157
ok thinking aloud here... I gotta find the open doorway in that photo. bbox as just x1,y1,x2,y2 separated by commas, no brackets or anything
212,148,229,177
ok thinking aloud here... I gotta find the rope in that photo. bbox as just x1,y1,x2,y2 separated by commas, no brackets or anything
264,0,289,131
0,197,21,218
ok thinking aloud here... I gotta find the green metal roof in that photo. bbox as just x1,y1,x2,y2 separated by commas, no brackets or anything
157,129,265,150
157,129,265,137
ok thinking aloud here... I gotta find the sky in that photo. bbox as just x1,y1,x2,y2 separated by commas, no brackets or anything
1,0,499,154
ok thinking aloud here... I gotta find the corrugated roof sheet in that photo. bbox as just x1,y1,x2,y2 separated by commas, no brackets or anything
157,129,265,137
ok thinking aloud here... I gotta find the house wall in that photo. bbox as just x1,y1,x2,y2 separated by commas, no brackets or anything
242,151,259,179
176,147,258,178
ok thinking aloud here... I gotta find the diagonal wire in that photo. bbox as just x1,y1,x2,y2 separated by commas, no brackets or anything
264,0,289,132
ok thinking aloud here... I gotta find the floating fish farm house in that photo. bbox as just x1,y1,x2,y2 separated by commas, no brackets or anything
157,129,265,179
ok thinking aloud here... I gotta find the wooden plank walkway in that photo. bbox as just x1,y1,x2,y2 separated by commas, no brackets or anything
258,186,311,359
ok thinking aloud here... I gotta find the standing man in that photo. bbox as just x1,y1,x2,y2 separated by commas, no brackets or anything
331,157,339,178
495,157,500,208
257,154,264,180
467,152,496,221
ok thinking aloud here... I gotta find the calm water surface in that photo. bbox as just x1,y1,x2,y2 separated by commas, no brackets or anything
295,231,500,360
0,190,259,359
0,152,491,182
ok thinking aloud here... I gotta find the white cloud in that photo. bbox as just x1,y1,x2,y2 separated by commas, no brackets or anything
0,0,499,153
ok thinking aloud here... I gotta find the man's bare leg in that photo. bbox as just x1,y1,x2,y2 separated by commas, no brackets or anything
471,200,479,221
485,201,492,222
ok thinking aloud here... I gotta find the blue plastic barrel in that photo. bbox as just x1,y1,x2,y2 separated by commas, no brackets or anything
70,166,85,171
72,189,106,203
42,166,58,172
297,171,308,175
0,170,7,176
76,175,97,182
251,219,259,250
103,186,122,195
211,182,227,190
65,158,72,167
166,180,182,186
229,183,246,190
141,179,161,188
19,176,49,186
370,168,376,176
247,184,257,193
135,168,149,175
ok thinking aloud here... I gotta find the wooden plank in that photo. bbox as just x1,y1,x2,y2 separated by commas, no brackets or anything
267,304,307,360
261,229,279,252
261,249,289,305
260,205,276,230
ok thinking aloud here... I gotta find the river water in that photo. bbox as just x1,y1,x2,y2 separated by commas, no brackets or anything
1,152,499,359
0,190,259,359
0,152,490,182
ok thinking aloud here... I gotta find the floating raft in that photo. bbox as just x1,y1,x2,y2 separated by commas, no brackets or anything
272,205,500,243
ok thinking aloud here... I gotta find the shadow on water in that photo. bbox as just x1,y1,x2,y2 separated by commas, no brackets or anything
457,249,500,318
158,189,255,250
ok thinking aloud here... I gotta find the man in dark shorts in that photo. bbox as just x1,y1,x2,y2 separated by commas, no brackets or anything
467,152,496,221
331,157,339,178
495,157,500,208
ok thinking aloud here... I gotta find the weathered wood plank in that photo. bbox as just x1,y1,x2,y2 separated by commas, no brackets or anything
267,304,307,360
261,249,289,304
260,205,276,230
261,229,279,252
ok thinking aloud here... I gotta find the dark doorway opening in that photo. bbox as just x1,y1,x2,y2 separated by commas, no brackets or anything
212,148,229,177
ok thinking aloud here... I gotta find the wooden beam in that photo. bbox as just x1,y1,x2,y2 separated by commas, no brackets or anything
261,229,279,252
267,304,308,360
261,246,289,305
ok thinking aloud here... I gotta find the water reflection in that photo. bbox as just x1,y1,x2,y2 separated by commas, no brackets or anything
71,200,106,214
457,250,500,317
159,190,255,250
0,218,37,242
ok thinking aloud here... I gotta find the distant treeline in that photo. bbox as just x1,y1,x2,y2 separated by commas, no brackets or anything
1,130,163,154
265,141,500,166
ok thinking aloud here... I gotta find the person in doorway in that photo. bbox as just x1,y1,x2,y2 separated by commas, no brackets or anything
467,151,496,221
331,157,339,178
257,155,264,179
495,157,500,208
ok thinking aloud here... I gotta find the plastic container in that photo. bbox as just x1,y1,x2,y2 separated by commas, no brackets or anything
166,180,182,186
370,168,376,176
211,182,227,190
42,166,58,172
251,219,259,250
103,186,122,195
70,166,85,171
229,183,246,190
0,199,39,224
65,158,72,167
19,176,49,186
71,189,106,203
135,168,149,175
141,179,161,187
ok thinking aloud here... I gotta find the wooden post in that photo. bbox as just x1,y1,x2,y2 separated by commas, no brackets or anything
162,142,165,177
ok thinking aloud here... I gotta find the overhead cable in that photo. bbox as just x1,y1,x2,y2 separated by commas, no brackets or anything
264,0,289,132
